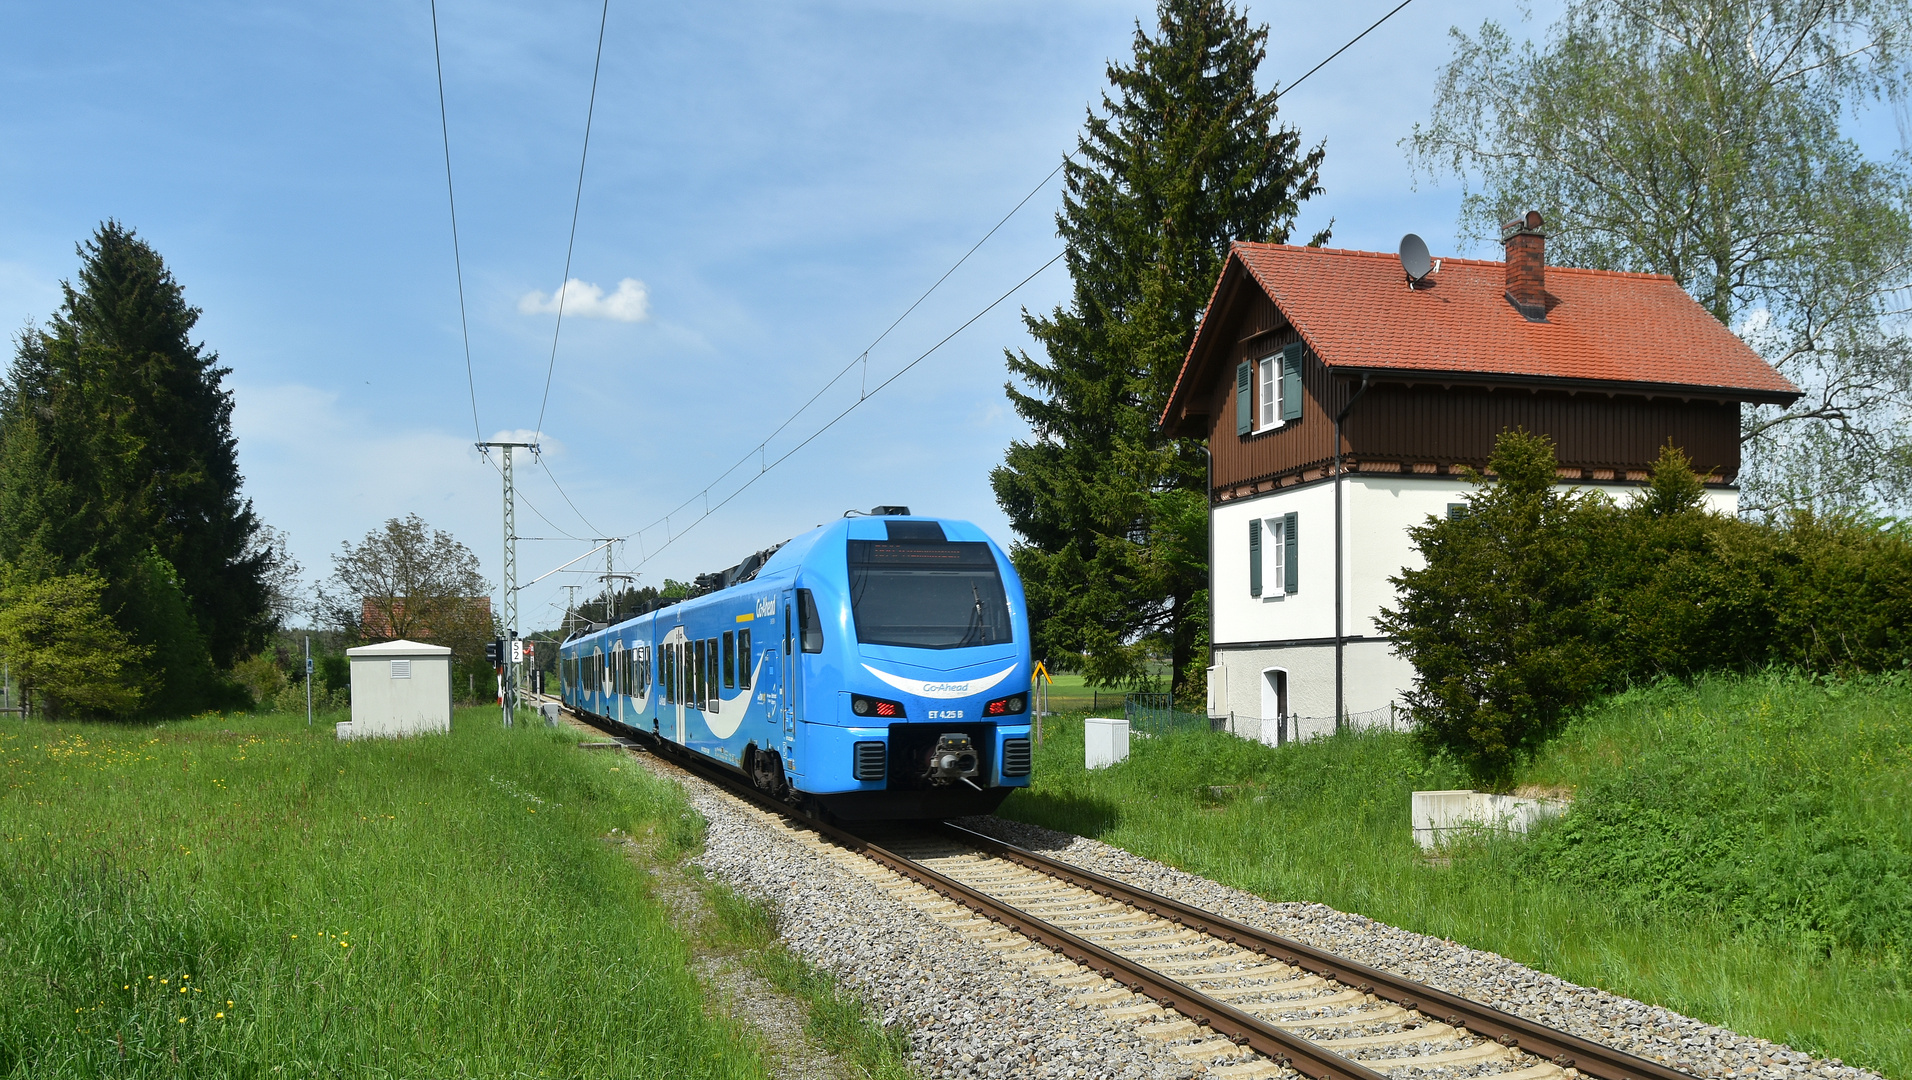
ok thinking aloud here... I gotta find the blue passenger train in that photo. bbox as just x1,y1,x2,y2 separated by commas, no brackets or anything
557,511,1033,820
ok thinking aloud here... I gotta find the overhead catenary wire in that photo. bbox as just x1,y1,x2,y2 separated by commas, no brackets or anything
1276,0,1417,100
514,2,1417,608
429,0,482,441
624,249,1065,570
532,0,613,444
602,158,1071,566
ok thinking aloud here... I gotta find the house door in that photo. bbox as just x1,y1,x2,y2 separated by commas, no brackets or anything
1261,668,1288,746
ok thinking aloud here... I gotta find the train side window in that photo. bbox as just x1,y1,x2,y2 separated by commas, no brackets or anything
797,589,823,653
784,605,792,654
737,629,752,689
707,639,720,705
723,631,736,689
693,641,706,709
663,645,676,705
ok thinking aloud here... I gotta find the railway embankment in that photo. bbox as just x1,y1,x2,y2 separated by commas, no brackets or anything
997,670,1911,1079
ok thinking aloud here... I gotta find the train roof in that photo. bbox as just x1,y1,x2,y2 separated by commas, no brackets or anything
561,513,1003,644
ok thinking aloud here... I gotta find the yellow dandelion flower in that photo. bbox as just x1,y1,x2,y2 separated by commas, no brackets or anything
179,987,187,993
178,1017,187,1024
215,1012,225,1019
226,1000,233,1006
123,985,129,990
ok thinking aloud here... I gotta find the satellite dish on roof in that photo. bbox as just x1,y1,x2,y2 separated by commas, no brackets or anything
1400,233,1433,286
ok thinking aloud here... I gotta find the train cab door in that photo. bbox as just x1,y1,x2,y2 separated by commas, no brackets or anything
779,590,798,749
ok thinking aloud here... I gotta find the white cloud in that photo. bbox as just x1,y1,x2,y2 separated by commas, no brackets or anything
517,277,650,322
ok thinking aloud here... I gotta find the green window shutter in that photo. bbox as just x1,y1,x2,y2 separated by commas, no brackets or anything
1283,511,1299,594
1248,518,1262,597
1236,360,1253,435
1281,344,1304,422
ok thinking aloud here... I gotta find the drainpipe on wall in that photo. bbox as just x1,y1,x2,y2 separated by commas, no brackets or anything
1205,440,1215,718
1333,372,1372,731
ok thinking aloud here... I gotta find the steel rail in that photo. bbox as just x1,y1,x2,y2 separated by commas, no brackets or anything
934,822,1695,1080
555,701,1692,1080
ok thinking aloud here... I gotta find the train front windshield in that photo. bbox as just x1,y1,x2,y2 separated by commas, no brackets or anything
847,540,1013,650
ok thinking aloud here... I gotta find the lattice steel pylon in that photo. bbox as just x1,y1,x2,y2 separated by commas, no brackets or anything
478,440,537,725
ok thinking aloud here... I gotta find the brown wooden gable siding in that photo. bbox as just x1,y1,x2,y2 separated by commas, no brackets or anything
1202,294,1743,498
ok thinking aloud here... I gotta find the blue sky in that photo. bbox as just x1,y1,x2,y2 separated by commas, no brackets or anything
0,0,1562,636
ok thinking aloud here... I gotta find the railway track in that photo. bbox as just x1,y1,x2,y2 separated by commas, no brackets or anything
554,701,1696,1080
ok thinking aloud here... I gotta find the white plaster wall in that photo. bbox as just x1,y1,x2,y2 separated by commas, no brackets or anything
1211,483,1338,646
1346,476,1476,636
1212,640,1414,740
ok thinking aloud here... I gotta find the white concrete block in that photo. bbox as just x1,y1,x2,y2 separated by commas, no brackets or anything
1085,717,1129,770
1411,789,1568,849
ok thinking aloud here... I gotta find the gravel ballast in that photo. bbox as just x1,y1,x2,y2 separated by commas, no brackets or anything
659,755,1210,1080
955,815,1885,1080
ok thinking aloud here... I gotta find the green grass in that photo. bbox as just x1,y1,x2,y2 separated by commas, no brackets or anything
999,671,1912,1078
0,707,766,1078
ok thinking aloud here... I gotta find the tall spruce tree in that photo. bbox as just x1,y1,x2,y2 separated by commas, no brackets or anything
992,0,1324,691
0,222,272,712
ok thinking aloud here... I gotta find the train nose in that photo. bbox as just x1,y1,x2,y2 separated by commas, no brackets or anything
924,732,980,784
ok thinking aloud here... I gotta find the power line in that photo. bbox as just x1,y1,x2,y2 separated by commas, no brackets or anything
537,455,605,537
533,0,612,442
608,158,1071,563
1278,0,1417,100
429,0,482,442
626,248,1065,570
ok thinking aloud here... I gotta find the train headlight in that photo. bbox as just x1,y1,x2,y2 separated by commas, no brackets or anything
983,693,1027,716
851,694,905,719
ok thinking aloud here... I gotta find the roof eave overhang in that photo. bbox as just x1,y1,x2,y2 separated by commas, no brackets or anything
1159,249,1256,438
1325,365,1802,407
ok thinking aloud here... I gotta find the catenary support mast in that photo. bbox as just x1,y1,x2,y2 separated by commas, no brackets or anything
478,440,537,724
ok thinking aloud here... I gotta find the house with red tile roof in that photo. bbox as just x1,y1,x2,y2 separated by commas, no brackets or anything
1158,212,1798,742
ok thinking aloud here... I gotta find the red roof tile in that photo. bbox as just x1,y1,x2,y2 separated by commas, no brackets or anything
1162,242,1798,429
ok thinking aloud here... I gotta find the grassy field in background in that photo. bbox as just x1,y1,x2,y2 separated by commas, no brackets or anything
1001,672,1912,1077
0,707,768,1078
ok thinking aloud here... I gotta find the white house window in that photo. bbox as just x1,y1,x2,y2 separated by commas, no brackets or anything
1264,517,1285,597
1257,354,1280,430
1250,511,1300,599
390,659,411,679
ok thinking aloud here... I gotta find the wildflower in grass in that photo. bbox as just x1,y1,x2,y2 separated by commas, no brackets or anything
216,1012,224,1018
178,1017,186,1024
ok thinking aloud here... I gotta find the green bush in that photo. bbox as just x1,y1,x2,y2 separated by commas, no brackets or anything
1381,431,1912,786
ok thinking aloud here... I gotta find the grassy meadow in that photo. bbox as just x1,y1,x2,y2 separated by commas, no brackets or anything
1000,671,1912,1077
0,707,766,1078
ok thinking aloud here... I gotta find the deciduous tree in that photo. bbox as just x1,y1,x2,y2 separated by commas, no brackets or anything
994,0,1325,691
317,514,493,666
0,566,151,718
1409,0,1912,514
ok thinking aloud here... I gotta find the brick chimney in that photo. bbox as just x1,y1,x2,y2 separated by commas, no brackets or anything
1501,209,1548,322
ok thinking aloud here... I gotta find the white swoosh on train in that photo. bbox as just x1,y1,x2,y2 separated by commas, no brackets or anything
705,654,768,740
861,663,1016,700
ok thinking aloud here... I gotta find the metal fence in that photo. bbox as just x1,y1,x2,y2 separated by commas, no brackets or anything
1215,704,1414,746
1119,692,1212,737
